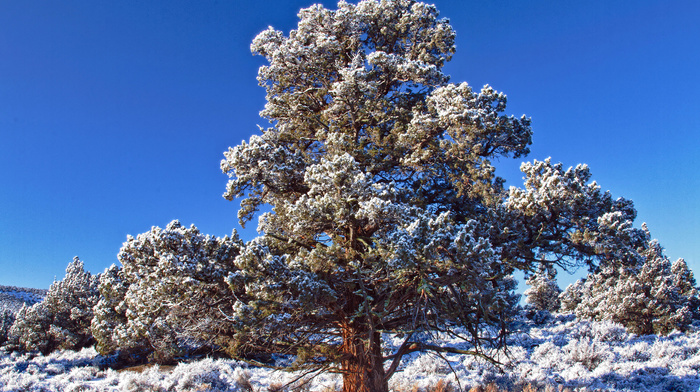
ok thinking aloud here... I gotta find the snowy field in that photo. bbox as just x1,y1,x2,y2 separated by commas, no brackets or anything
1,315,699,392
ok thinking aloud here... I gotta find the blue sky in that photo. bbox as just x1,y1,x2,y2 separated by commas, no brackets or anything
1,0,698,290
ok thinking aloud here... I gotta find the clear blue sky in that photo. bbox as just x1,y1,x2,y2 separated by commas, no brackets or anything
1,0,698,289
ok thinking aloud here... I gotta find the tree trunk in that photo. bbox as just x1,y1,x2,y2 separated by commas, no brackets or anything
341,326,388,392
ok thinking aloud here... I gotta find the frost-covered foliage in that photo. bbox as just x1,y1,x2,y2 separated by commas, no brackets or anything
217,1,649,391
91,220,242,364
6,304,50,352
1,317,699,392
496,316,700,391
7,257,99,354
0,311,14,346
561,229,700,335
524,266,562,315
221,1,533,390
504,159,646,271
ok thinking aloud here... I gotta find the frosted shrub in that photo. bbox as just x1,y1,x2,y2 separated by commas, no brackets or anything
565,337,611,371
91,220,242,364
530,342,564,371
566,320,627,343
7,258,99,354
0,319,700,391
169,358,239,392
617,340,651,362
118,366,169,392
523,266,561,325
403,354,450,376
7,304,50,352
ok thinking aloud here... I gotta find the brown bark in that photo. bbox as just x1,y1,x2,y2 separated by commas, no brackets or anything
341,326,388,392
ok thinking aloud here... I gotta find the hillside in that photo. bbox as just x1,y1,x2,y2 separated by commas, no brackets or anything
0,285,46,314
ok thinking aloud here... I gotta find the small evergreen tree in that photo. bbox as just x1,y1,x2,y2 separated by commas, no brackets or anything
91,220,242,364
0,310,14,346
524,265,562,313
7,257,99,354
561,228,699,335
6,303,50,352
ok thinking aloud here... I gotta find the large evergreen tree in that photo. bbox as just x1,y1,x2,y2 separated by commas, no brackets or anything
220,1,644,391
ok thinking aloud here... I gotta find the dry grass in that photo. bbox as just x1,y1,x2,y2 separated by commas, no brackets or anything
466,382,575,392
268,382,312,392
242,376,577,392
116,363,176,373
427,379,455,392
391,380,575,392
231,370,255,392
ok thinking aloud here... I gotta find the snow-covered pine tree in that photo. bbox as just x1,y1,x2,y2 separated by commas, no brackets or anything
6,303,50,352
0,310,14,346
219,2,645,391
671,257,700,321
503,159,647,271
91,220,242,364
7,257,99,354
91,264,128,356
561,227,699,335
524,265,562,313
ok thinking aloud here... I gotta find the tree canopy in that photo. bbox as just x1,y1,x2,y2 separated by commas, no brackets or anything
220,1,647,392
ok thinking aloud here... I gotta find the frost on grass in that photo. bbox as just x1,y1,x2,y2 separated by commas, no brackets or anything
1,316,698,392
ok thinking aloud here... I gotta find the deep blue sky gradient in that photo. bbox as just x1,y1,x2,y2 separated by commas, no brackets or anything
1,0,698,289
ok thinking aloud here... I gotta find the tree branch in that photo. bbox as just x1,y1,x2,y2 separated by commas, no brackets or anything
384,342,502,367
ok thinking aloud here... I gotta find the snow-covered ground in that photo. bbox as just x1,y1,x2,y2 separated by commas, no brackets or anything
0,286,46,314
1,315,698,392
